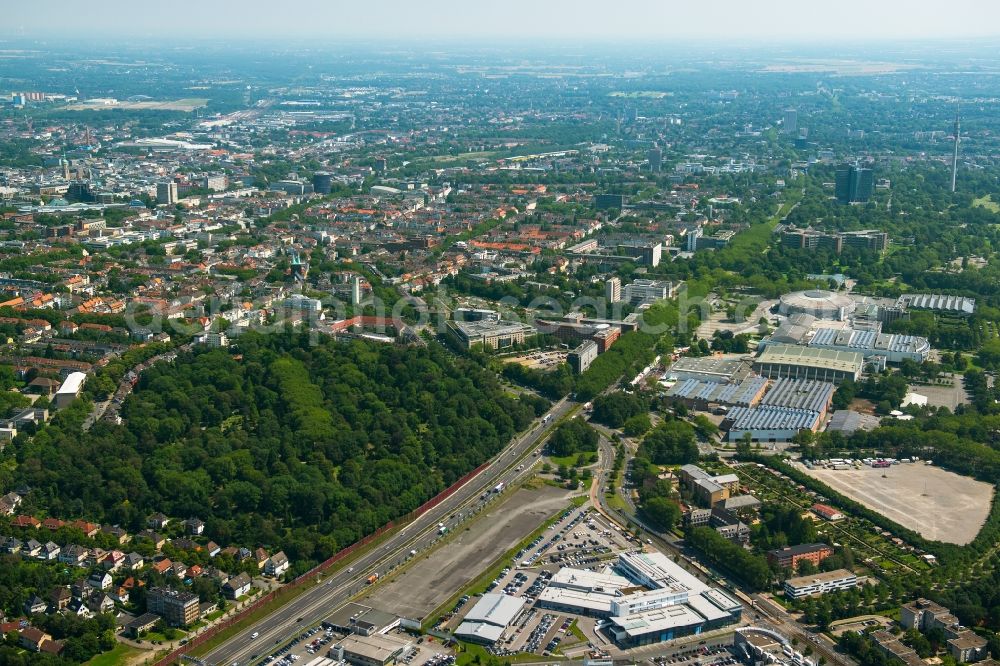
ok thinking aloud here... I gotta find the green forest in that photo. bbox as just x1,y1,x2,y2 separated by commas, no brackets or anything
7,331,546,574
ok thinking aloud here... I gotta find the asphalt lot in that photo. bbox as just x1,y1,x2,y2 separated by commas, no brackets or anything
366,484,573,620
200,398,575,666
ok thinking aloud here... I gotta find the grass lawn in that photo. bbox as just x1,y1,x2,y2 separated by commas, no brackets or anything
85,644,144,666
547,452,597,468
455,642,538,666
974,195,1000,213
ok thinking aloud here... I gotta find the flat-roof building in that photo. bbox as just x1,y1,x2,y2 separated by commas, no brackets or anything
767,543,834,571
753,345,863,384
568,340,599,374
331,633,413,666
783,569,857,598
54,371,87,409
454,593,525,645
446,320,535,350
667,357,750,384
724,406,823,442
759,378,835,419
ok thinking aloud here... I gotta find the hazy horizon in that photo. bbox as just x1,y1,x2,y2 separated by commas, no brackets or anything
7,0,1000,42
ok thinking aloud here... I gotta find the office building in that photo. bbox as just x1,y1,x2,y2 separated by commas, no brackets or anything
605,277,621,304
313,171,334,195
594,194,625,210
147,587,200,627
783,108,798,134
781,227,888,254
447,319,535,350
648,147,663,172
624,279,674,305
783,569,857,598
200,173,228,192
568,340,599,374
835,164,874,204
767,543,834,571
156,182,178,205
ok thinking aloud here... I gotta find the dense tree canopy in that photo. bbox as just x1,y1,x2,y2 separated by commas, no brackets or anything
8,331,544,572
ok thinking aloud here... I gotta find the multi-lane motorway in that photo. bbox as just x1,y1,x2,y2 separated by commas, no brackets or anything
202,398,575,666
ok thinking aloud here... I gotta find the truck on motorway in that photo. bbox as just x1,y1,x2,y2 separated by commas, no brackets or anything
366,573,379,584
493,481,505,494
542,414,551,424
438,525,448,534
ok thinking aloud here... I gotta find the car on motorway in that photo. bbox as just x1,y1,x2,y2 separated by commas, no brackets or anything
251,632,260,639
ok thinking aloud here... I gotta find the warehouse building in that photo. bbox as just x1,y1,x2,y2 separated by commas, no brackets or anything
724,406,822,442
454,593,526,645
783,569,857,599
753,345,864,384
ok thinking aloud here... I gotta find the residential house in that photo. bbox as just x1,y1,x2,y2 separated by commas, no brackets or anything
137,530,166,550
87,571,112,590
147,513,170,530
38,541,61,561
204,541,221,557
19,627,52,652
24,595,47,615
103,550,126,571
126,612,161,639
59,544,90,566
187,564,203,578
41,518,65,531
22,538,42,557
49,587,72,611
87,548,108,568
86,592,115,614
12,515,40,529
253,547,269,570
170,562,188,579
223,572,252,599
100,525,130,545
151,559,173,576
1,536,22,553
185,518,205,535
265,551,290,577
124,552,145,569
65,598,93,618
71,520,100,537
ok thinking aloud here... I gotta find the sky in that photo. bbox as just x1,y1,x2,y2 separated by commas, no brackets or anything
7,0,1000,42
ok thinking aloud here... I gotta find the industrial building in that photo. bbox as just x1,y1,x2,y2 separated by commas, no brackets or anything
446,319,535,350
454,593,526,645
724,406,823,442
665,375,768,411
783,569,857,598
753,345,864,384
667,357,750,384
759,378,835,420
323,603,400,636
